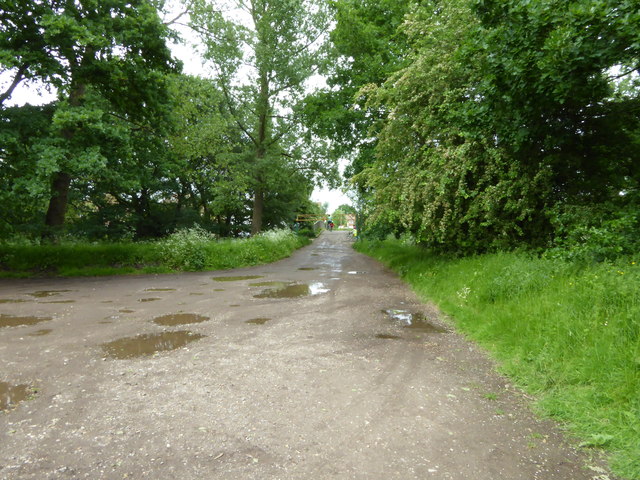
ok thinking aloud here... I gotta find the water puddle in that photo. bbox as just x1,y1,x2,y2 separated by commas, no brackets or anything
254,282,329,299
138,297,161,303
212,275,264,282
376,333,401,340
0,314,52,328
348,271,366,275
144,288,176,292
245,318,270,325
42,300,75,304
249,281,289,288
0,299,29,304
27,290,72,298
119,309,135,313
383,309,446,333
298,267,317,271
28,329,53,336
101,331,205,359
0,381,32,411
152,313,209,326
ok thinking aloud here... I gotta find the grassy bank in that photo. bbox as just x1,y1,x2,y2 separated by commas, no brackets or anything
355,239,640,479
0,229,310,277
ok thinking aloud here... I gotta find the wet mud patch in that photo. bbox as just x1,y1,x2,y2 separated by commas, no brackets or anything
212,275,263,282
213,289,225,292
249,281,289,288
298,267,317,271
383,309,446,333
42,300,75,304
138,297,161,303
144,288,176,292
119,309,135,313
190,292,204,296
0,381,33,411
27,290,73,298
28,329,53,336
101,331,205,359
0,314,52,328
254,282,329,299
245,317,270,325
152,313,209,326
376,333,402,340
0,299,29,304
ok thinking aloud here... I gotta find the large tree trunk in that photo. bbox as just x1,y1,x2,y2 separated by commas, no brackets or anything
43,172,72,238
43,78,86,239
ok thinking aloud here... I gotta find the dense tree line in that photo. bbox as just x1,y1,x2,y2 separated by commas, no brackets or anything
0,0,335,241
313,0,640,256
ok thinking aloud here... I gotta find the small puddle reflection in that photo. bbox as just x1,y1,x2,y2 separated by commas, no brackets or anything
138,298,161,302
245,318,270,325
0,314,52,328
254,282,329,299
249,281,288,288
28,290,72,298
212,275,264,282
28,329,53,336
383,309,445,333
145,288,176,292
152,313,209,326
376,333,401,340
0,381,32,411
101,331,205,359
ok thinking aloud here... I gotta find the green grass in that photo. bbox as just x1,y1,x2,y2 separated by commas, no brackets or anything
355,238,640,479
0,229,310,277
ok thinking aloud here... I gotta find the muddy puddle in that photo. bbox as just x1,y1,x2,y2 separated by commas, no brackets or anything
249,281,289,288
298,267,317,271
27,290,73,298
152,313,209,326
0,381,32,411
212,275,264,282
383,309,446,333
245,318,271,325
28,329,53,336
254,282,329,299
376,333,402,340
0,314,52,328
138,297,161,302
101,331,205,359
144,288,176,292
119,309,135,313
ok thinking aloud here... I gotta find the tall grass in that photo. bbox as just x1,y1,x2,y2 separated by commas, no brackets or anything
356,239,640,479
0,228,310,277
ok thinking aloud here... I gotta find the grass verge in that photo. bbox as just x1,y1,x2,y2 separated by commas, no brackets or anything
355,238,640,479
0,229,310,277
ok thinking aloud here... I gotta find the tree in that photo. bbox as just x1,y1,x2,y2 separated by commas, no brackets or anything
188,0,336,234
0,0,178,238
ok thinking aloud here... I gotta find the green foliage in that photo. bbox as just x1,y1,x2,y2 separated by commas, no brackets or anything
339,0,640,255
160,225,217,270
357,239,640,478
0,229,310,277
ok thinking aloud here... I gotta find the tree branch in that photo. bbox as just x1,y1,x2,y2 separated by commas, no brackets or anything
0,64,29,106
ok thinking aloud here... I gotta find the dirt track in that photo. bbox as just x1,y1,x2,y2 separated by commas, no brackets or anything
0,231,612,479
